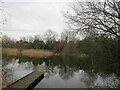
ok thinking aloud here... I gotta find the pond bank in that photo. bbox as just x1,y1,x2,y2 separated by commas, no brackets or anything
2,48,88,58
2,48,56,58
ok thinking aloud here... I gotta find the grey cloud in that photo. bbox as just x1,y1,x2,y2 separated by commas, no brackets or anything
2,1,67,39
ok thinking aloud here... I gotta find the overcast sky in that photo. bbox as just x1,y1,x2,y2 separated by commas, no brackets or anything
1,0,104,39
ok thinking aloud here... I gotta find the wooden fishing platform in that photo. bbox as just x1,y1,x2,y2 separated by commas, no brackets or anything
3,71,44,90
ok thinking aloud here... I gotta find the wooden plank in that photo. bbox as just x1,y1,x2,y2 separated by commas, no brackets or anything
4,71,44,90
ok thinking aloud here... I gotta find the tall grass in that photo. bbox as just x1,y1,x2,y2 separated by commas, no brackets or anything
2,48,55,58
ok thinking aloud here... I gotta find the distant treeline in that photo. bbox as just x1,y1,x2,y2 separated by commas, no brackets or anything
2,30,120,75
2,30,119,59
2,31,120,75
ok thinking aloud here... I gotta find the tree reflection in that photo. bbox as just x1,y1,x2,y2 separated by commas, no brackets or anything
59,66,75,80
2,55,120,88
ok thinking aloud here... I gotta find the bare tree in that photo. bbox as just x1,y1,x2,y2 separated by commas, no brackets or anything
64,0,120,69
44,29,58,42
61,29,77,42
64,0,120,38
26,35,34,42
34,34,43,41
2,35,12,44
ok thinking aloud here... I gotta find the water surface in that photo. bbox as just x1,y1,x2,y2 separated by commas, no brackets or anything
2,55,120,88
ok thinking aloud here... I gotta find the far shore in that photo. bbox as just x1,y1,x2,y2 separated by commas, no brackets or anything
2,48,56,58
2,48,87,58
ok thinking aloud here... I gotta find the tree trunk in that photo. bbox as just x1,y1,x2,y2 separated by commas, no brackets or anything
118,36,120,74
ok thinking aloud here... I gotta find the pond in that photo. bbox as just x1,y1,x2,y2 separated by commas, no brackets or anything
2,55,120,88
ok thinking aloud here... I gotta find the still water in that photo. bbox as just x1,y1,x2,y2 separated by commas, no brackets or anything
2,55,120,88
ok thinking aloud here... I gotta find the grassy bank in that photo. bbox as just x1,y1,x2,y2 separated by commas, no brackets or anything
2,48,55,58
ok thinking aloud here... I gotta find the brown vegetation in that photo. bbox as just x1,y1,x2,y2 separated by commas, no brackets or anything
2,76,9,88
2,48,55,58
21,49,55,57
2,48,87,58
79,54,88,58
2,48,20,56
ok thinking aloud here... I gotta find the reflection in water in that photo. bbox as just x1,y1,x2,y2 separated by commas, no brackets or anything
93,74,119,88
36,70,120,88
78,71,119,88
2,55,120,88
5,59,33,83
